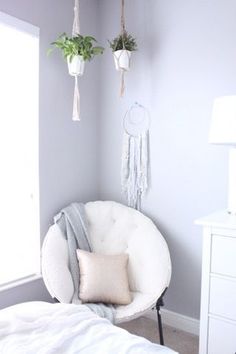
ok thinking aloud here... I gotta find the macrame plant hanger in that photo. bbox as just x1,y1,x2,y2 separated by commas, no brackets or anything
72,0,80,121
119,0,130,97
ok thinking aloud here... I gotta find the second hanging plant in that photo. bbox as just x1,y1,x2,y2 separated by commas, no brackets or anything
109,31,137,72
108,0,137,96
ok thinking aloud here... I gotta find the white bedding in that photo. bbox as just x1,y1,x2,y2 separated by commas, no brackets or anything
0,302,178,354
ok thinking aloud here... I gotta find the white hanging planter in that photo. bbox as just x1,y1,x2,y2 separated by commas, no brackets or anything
113,50,131,71
67,55,85,76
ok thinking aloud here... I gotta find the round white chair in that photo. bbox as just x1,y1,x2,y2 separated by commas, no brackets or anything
42,201,172,344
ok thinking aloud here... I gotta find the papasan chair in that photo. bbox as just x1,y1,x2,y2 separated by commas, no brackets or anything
41,201,172,345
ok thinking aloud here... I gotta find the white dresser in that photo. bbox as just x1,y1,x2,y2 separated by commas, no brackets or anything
196,210,236,354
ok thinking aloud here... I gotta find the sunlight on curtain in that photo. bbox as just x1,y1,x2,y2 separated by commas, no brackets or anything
0,12,40,285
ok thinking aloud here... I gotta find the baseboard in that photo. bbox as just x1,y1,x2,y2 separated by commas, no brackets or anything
145,308,199,336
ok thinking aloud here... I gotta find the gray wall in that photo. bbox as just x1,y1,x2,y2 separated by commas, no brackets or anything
97,0,236,319
0,0,100,309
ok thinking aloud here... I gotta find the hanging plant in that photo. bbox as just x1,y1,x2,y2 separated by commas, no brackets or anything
48,33,104,76
109,31,137,72
47,0,105,121
108,0,137,96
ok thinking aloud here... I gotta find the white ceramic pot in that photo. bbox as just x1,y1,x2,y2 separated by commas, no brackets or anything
67,55,85,76
113,50,131,71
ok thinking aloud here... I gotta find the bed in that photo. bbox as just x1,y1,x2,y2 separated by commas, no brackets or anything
0,301,178,354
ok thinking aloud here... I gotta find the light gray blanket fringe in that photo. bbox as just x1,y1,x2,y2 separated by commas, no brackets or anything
54,202,114,323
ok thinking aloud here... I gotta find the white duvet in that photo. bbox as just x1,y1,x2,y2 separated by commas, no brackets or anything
0,302,178,354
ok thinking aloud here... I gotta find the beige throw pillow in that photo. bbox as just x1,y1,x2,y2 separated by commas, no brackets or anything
76,249,132,305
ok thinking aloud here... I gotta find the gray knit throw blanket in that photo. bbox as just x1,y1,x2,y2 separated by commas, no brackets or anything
54,202,114,323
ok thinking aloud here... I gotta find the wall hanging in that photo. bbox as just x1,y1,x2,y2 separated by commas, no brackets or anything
121,103,150,211
108,0,137,97
48,0,104,121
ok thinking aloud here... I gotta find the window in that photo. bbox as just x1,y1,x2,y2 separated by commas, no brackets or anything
0,12,40,286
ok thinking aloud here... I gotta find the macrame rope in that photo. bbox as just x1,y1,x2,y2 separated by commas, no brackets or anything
72,0,80,121
120,70,125,97
72,76,80,121
72,0,80,36
121,0,125,35
120,0,126,97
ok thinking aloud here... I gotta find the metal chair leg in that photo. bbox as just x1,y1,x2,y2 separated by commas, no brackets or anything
155,288,167,346
156,298,164,345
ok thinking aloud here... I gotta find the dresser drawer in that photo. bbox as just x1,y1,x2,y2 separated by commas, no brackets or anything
211,235,236,277
209,276,236,321
208,317,236,354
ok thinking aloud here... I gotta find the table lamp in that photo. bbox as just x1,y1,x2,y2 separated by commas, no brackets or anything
209,95,236,214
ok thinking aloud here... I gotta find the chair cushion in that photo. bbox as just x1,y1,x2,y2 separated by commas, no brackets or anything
115,291,158,323
76,249,131,305
41,224,74,303
85,201,171,297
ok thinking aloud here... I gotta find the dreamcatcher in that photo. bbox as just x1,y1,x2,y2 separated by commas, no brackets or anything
121,103,150,210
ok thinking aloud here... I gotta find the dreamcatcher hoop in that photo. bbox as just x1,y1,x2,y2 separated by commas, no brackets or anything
123,103,150,137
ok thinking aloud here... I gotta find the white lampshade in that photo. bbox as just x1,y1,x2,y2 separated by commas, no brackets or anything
209,96,236,145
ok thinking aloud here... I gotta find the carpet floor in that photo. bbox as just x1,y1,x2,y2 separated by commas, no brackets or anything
118,316,199,354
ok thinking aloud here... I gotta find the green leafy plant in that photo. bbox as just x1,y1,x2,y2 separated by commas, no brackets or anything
48,33,104,62
108,31,137,52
